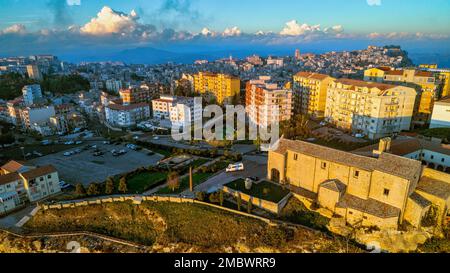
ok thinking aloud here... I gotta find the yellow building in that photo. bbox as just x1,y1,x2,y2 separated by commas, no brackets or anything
193,72,240,104
293,72,334,118
419,64,438,69
325,79,417,140
365,68,440,126
363,66,392,83
268,137,450,230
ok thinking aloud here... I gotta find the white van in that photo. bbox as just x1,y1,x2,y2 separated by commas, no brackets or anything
226,162,244,173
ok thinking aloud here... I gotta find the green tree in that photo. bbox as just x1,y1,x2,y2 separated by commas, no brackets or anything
118,177,128,193
75,184,86,196
0,133,15,148
247,200,253,214
219,190,224,206
87,183,100,196
196,191,206,201
167,171,180,192
105,177,115,195
237,194,242,211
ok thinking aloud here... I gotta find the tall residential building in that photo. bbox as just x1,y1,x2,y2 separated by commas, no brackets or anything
430,97,450,129
7,97,24,126
152,95,202,127
365,67,440,126
119,85,156,105
425,68,450,98
105,103,150,128
293,72,335,118
193,72,240,104
267,137,450,230
26,65,42,81
19,105,56,130
105,79,122,93
22,84,43,106
245,76,292,127
325,79,417,140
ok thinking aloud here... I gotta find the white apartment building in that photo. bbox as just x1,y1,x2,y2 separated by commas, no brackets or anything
266,57,284,68
245,76,292,127
105,102,150,128
152,95,202,127
105,79,122,93
430,97,450,129
20,105,55,130
0,161,61,215
325,79,417,140
22,84,43,106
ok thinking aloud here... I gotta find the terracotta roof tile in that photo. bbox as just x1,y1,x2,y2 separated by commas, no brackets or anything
0,172,21,185
19,165,57,180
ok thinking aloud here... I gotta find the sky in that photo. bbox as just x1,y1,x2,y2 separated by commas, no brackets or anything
1,0,450,62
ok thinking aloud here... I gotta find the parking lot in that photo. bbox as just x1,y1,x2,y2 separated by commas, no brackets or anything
30,141,164,186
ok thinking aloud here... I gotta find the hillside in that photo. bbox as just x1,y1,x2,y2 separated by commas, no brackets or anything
19,201,362,253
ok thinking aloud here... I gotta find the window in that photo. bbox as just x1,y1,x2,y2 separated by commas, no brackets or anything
363,216,368,220
431,155,434,160
40,177,44,182
47,175,52,179
383,189,390,197
321,162,327,169
354,170,360,178
349,211,353,215
442,158,445,163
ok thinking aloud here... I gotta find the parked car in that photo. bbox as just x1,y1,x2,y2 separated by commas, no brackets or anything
63,151,72,157
75,141,83,145
226,162,244,172
93,151,104,157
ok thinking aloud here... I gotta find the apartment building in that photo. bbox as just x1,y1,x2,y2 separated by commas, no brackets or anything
26,65,42,81
7,97,24,126
152,95,202,127
268,138,450,230
0,160,61,215
105,103,150,128
245,76,292,127
193,72,240,104
430,96,450,129
22,84,43,106
19,105,55,130
105,79,122,93
293,72,334,118
325,79,416,140
119,85,157,105
365,67,440,125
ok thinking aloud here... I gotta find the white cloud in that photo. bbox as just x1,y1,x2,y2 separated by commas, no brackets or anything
222,26,241,37
367,32,449,40
80,6,141,35
1,24,27,34
200,27,217,37
367,0,382,6
67,0,81,6
280,20,321,36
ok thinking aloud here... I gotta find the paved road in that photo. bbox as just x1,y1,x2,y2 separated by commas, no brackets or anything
195,155,268,193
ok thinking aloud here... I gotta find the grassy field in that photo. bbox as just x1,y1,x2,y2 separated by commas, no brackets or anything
279,197,330,232
156,173,213,194
122,172,168,193
23,201,360,252
225,179,291,203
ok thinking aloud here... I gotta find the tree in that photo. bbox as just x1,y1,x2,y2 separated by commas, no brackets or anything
219,190,224,206
247,200,253,214
0,133,15,148
75,184,86,196
167,171,180,192
105,177,115,195
237,194,242,211
118,177,128,193
87,183,100,196
209,192,220,204
196,191,206,201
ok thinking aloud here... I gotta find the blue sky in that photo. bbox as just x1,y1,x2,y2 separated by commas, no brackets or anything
0,0,450,62
1,0,449,34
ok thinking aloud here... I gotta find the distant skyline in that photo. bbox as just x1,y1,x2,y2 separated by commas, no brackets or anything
1,0,450,63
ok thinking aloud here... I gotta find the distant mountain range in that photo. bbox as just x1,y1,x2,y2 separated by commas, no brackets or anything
59,45,450,68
